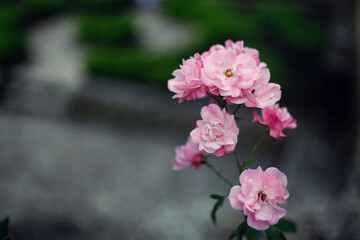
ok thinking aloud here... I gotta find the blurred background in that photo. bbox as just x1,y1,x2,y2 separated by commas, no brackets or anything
0,0,358,239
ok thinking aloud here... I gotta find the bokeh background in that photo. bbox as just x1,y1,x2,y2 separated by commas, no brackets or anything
0,0,359,239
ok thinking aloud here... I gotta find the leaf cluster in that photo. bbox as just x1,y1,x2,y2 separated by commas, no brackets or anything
229,218,296,240
210,194,225,225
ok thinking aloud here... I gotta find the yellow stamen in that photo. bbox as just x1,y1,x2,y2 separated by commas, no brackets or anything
224,69,233,78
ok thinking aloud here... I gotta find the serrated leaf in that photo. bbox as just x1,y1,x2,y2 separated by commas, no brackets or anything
265,226,286,240
245,228,264,240
229,222,249,240
211,197,224,225
210,194,224,200
0,217,9,238
274,218,297,233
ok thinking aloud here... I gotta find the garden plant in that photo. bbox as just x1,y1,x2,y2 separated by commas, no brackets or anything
169,40,297,240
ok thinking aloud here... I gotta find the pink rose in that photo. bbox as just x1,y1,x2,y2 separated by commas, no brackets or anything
190,104,239,157
168,53,207,103
252,104,297,140
172,137,203,170
228,166,289,230
224,40,260,65
201,44,225,59
224,66,281,108
201,48,259,98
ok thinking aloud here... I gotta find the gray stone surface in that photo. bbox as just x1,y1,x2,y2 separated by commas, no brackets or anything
0,109,229,240
13,16,87,92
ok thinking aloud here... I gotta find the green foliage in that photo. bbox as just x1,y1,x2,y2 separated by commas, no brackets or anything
0,5,23,27
75,0,134,12
0,3,25,64
229,221,264,240
265,226,286,240
86,46,191,86
229,222,248,240
162,0,261,43
245,228,264,240
256,45,288,87
210,194,224,199
274,218,297,233
0,31,25,63
83,0,324,87
87,47,150,81
210,194,225,225
20,0,67,12
79,13,134,45
228,218,296,240
254,2,324,49
159,0,324,87
229,221,253,240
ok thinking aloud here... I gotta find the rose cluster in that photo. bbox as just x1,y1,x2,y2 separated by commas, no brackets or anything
168,40,281,108
168,40,297,231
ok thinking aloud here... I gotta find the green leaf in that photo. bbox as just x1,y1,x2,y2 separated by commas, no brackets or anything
210,194,224,200
274,218,297,233
0,217,9,238
265,226,286,240
245,228,264,240
1,236,11,240
229,222,249,240
211,197,224,225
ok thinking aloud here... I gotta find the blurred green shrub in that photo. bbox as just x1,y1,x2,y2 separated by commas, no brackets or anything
79,13,135,45
84,0,323,88
75,0,134,12
0,0,325,90
87,47,186,86
20,0,68,15
0,4,23,27
159,0,324,87
87,47,151,81
253,2,324,49
0,31,25,63
0,3,25,64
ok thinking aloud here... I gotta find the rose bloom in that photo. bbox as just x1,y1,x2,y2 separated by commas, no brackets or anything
224,65,281,108
190,104,239,157
201,47,259,98
228,166,289,230
168,53,207,103
172,137,203,170
201,44,225,59
252,104,297,140
224,40,260,65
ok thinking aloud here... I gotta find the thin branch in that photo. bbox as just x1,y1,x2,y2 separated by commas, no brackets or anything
247,129,268,162
204,161,233,187
233,151,243,174
206,93,227,110
232,104,242,115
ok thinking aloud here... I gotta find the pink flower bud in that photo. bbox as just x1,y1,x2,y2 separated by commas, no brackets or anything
253,104,297,140
172,137,203,170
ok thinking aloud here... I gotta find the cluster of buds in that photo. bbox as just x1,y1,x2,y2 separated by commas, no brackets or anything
168,40,297,233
